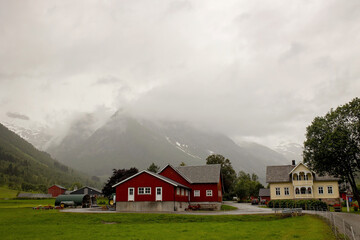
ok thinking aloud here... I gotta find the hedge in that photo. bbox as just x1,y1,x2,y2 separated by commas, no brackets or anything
267,199,328,210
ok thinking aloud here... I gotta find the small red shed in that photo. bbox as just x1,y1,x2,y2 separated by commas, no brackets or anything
259,188,270,204
48,184,67,197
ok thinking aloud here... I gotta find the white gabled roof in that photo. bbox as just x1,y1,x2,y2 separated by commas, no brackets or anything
288,162,312,174
112,170,190,189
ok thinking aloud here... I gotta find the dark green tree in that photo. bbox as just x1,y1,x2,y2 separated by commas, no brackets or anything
102,168,138,198
206,154,236,198
179,162,186,166
234,171,263,200
147,163,160,173
303,97,360,204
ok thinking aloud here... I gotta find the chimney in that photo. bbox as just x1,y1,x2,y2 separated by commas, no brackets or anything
292,160,296,166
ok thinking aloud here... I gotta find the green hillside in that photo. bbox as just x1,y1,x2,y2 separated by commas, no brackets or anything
0,123,101,192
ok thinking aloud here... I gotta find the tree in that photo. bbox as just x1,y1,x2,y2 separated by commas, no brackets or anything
303,97,360,204
234,171,263,200
147,163,160,173
102,168,138,198
206,154,236,198
179,162,186,166
70,182,83,191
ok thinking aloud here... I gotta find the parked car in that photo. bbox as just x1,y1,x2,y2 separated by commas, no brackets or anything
251,199,259,205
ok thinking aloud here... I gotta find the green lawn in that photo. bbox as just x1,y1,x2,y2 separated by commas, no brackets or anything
0,187,20,199
221,204,238,211
0,199,336,240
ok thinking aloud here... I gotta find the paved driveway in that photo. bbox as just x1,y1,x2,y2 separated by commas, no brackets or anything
176,202,273,215
61,202,273,215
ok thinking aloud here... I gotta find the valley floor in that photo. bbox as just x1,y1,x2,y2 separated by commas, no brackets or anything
0,199,336,240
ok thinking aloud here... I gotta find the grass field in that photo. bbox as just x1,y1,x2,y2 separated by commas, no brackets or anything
0,187,20,199
0,199,336,240
220,204,238,210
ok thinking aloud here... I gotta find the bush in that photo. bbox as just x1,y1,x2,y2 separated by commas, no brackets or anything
354,205,358,212
267,199,327,210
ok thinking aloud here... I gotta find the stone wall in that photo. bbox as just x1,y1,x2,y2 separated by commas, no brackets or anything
116,201,188,212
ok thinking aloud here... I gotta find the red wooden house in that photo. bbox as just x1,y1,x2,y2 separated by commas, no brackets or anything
112,164,222,212
48,184,67,197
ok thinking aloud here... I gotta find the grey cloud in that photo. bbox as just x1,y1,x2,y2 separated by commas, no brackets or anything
278,43,306,63
6,112,30,120
1,0,360,149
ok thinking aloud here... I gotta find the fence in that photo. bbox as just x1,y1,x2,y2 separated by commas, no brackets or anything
306,208,360,240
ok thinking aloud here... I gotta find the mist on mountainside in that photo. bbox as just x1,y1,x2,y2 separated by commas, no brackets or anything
40,111,288,184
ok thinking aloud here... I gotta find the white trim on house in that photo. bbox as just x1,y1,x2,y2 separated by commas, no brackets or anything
138,187,151,195
206,190,213,196
275,187,281,196
157,164,193,183
128,187,134,201
318,186,324,194
288,162,313,175
156,187,162,201
194,190,200,197
284,187,289,195
112,170,187,188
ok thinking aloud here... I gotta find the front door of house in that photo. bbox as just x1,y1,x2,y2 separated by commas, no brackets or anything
128,188,134,201
156,187,162,201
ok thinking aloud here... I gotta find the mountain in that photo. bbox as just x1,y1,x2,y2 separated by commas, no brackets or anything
274,142,303,162
2,122,52,151
47,112,288,183
0,123,101,191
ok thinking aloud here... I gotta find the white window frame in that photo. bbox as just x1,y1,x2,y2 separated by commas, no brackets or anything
275,187,280,196
318,186,323,194
284,187,289,196
181,188,184,196
327,186,333,194
176,188,180,195
185,190,188,196
206,190,213,196
138,187,151,195
194,190,200,197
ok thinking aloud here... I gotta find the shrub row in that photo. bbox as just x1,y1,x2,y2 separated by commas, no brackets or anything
267,199,328,210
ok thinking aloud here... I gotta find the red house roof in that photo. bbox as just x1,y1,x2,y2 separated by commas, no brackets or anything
112,170,190,189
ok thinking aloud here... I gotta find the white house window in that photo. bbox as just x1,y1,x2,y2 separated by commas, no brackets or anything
185,190,188,196
138,187,151,195
181,188,184,196
176,188,180,195
275,187,280,196
194,190,200,197
284,187,289,195
318,187,323,194
206,190,213,196
327,186,333,194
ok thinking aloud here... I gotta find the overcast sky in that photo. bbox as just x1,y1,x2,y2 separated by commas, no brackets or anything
1,0,360,148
